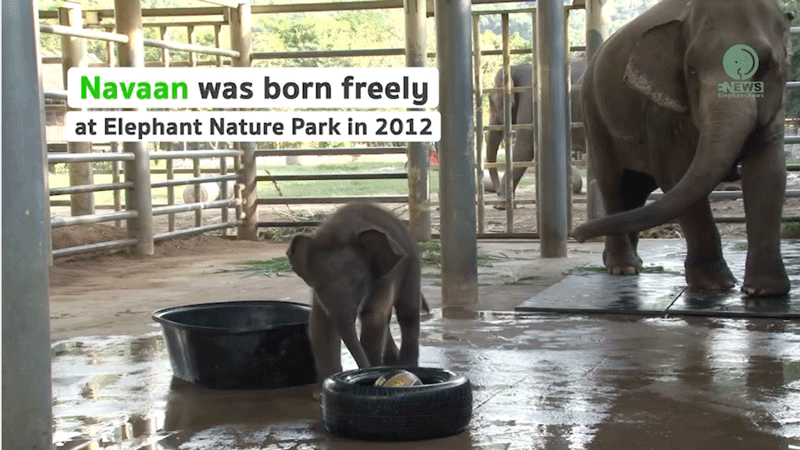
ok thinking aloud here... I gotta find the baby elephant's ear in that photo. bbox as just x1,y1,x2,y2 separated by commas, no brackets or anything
287,234,315,286
357,229,406,280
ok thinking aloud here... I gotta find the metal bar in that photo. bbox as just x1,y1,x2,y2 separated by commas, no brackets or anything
256,196,408,205
791,26,800,35
254,147,405,157
3,0,52,443
37,0,542,20
52,238,138,258
253,48,405,59
48,152,135,163
158,26,175,232
196,0,240,8
116,0,154,256
154,221,240,242
111,141,122,227
140,20,229,28
141,37,239,58
152,198,238,216
51,210,138,228
436,0,478,307
259,221,323,227
252,46,587,61
148,150,242,159
193,152,202,227
230,2,258,241
39,23,128,42
787,81,800,89
257,173,407,181
786,136,800,144
531,12,539,235
152,174,238,188
50,181,133,196
501,13,515,229
536,0,569,257
564,10,573,235
234,142,243,228
473,14,486,235
404,0,431,242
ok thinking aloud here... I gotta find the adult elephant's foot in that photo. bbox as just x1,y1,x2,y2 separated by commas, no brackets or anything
685,258,736,292
603,250,642,275
742,266,790,297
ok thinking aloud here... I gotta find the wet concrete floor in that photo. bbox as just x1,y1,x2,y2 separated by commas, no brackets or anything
51,240,800,450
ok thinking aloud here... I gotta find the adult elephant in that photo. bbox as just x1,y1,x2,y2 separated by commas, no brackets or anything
485,53,587,209
573,0,793,297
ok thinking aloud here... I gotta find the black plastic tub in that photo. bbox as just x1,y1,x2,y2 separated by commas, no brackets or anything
152,300,317,389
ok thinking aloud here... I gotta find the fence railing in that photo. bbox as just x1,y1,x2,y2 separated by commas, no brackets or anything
39,2,800,258
40,1,248,257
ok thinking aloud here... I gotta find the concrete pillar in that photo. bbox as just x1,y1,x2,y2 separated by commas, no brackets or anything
59,1,95,216
585,0,610,221
2,0,53,445
405,0,431,242
435,0,478,307
115,0,154,255
536,0,569,258
230,2,258,240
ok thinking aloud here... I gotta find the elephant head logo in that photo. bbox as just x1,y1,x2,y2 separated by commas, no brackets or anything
722,44,759,80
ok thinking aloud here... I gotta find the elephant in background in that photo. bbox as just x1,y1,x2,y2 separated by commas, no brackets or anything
573,0,793,297
485,53,587,208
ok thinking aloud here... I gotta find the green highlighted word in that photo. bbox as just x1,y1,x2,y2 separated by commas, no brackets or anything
81,76,188,100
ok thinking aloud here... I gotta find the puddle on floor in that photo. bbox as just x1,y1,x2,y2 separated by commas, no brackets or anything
51,312,800,449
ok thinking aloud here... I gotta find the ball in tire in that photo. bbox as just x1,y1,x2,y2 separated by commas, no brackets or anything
321,367,472,441
374,369,423,387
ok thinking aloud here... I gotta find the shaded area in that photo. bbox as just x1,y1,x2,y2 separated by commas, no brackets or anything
517,240,800,318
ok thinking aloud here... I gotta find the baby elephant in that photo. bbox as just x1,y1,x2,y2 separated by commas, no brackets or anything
287,202,428,384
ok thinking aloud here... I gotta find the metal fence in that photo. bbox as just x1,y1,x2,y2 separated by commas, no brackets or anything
40,0,248,257
38,3,800,258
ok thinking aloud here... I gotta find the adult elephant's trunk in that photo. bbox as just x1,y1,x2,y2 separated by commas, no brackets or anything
574,96,757,242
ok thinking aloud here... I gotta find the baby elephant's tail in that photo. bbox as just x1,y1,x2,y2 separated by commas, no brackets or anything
421,293,430,313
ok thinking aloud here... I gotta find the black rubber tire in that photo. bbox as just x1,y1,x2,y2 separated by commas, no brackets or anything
321,366,472,441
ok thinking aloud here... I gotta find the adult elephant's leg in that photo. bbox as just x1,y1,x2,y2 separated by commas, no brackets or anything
740,136,790,297
485,116,503,195
584,102,641,274
496,119,533,210
675,197,736,291
620,170,657,270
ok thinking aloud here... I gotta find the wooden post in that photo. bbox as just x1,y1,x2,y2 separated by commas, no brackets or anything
229,2,258,240
59,0,94,216
115,0,154,255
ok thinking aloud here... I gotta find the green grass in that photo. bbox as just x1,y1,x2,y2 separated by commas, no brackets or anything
51,161,444,205
258,162,440,198
222,240,521,278
49,171,202,205
782,220,800,239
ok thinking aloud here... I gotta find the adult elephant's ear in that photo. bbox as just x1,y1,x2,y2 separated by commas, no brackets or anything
623,20,688,113
357,229,406,280
287,234,315,287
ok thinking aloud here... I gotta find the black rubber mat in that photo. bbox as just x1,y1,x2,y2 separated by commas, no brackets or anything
516,240,800,319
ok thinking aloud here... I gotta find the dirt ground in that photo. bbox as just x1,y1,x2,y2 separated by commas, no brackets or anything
47,170,800,342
